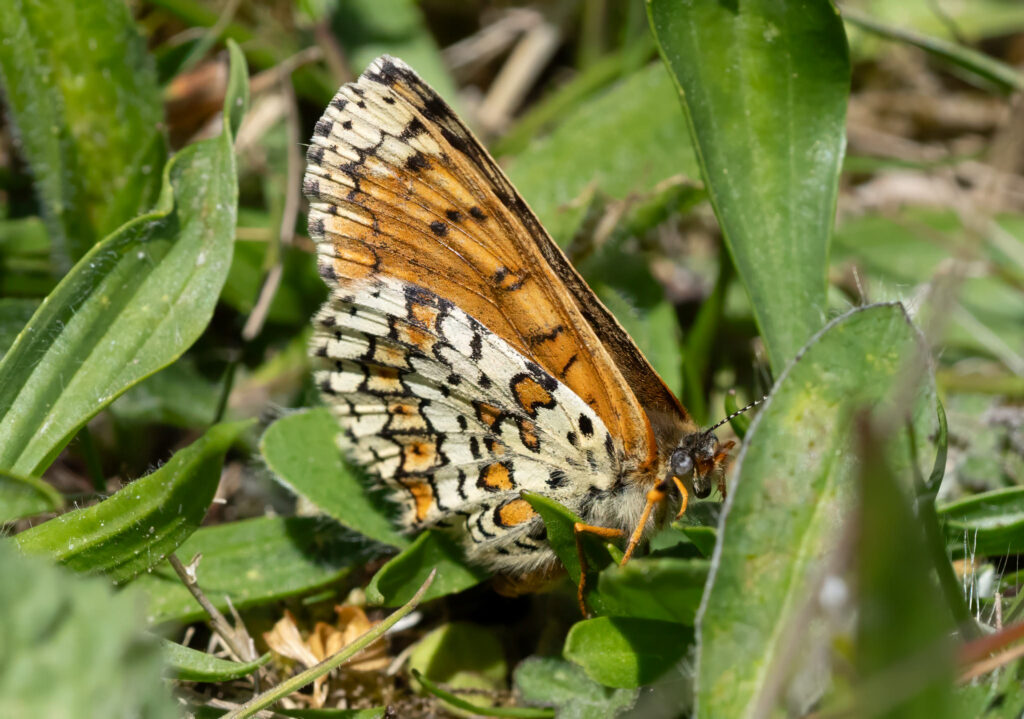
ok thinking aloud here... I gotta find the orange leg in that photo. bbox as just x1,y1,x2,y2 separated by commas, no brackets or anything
622,476,691,562
573,522,624,617
573,475,692,616
671,476,690,519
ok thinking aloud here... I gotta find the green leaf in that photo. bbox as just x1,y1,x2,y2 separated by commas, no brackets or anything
0,0,166,264
565,616,693,689
697,303,939,717
514,656,637,719
0,43,248,478
261,408,408,548
523,491,616,586
15,419,253,583
365,530,488,607
845,1,1024,57
507,63,699,247
0,541,178,719
126,516,371,626
161,639,270,682
852,419,955,718
648,0,850,371
940,488,1024,557
592,557,708,625
0,469,63,521
410,621,507,684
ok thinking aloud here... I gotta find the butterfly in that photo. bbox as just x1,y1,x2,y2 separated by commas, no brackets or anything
303,56,734,613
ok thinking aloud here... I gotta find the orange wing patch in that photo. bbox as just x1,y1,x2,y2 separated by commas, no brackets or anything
364,365,404,394
477,462,514,492
473,400,505,430
494,498,537,528
510,373,557,417
517,418,540,452
400,479,434,522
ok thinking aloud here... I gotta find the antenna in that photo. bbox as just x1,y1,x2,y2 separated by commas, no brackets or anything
704,394,768,435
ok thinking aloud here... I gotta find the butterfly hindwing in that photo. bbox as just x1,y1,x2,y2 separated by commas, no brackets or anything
311,276,618,572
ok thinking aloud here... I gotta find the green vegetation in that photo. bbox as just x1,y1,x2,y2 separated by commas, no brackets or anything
2,0,1023,716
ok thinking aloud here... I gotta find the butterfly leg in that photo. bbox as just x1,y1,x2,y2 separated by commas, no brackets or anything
621,477,681,566
573,522,624,617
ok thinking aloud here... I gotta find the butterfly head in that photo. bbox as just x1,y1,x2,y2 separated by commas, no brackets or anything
670,431,733,499
669,394,767,498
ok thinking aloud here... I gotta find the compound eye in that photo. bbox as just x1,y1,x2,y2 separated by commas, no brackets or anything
672,452,694,477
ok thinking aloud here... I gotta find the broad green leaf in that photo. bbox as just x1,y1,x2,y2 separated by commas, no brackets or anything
0,469,63,521
592,557,708,625
16,420,253,583
0,0,165,264
565,617,693,689
0,542,177,719
0,42,248,478
507,63,699,247
514,656,637,719
409,622,507,711
852,421,954,719
648,0,849,371
160,639,270,682
365,530,487,607
940,488,1024,558
126,516,371,625
261,408,408,548
697,303,938,718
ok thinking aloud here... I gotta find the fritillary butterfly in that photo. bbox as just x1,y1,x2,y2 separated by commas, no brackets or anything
303,56,733,610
